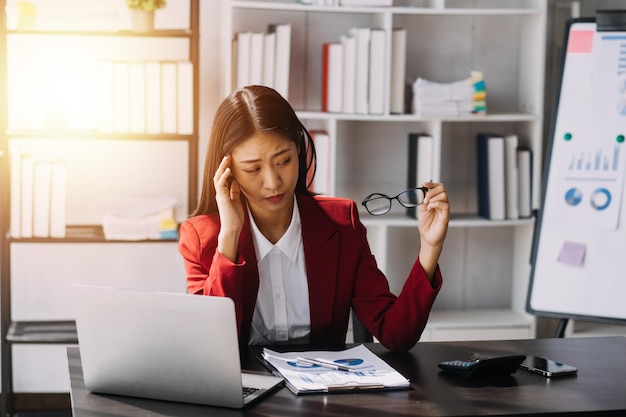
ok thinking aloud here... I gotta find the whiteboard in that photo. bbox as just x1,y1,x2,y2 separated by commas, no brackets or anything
527,12,626,324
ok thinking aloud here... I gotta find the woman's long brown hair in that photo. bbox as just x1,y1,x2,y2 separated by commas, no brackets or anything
191,85,316,217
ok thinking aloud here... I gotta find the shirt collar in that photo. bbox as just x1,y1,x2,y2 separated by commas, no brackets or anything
249,197,302,263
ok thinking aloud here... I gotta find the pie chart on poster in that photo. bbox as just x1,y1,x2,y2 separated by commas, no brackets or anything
565,188,582,206
591,188,611,211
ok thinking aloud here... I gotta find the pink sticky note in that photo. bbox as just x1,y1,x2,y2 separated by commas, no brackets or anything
557,241,586,267
567,30,594,54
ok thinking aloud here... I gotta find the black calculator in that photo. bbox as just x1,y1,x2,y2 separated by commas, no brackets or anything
438,355,526,379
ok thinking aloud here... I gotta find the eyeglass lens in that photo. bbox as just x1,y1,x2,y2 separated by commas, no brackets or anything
398,188,426,207
363,196,392,215
362,187,427,215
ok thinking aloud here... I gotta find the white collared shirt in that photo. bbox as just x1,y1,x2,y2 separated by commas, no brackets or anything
248,198,311,344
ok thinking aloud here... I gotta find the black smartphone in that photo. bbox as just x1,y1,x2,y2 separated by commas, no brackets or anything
519,355,578,377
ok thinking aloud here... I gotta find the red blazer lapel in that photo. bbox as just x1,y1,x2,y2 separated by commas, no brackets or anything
297,194,339,344
237,212,259,342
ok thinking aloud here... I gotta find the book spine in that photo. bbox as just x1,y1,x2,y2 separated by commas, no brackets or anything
476,133,505,220
353,27,370,115
368,29,385,115
112,61,130,133
310,130,332,195
32,160,52,238
271,23,291,99
407,133,433,218
177,61,194,135
341,34,356,114
504,134,519,219
96,60,113,133
517,148,533,218
160,61,178,134
390,28,407,114
128,62,146,134
249,32,265,85
322,43,343,113
145,61,161,134
235,31,251,89
9,144,22,238
263,32,276,88
20,154,35,238
49,161,68,238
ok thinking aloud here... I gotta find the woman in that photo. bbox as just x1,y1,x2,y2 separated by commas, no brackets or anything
178,85,450,352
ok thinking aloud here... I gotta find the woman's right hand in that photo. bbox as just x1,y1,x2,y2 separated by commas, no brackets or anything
214,155,244,262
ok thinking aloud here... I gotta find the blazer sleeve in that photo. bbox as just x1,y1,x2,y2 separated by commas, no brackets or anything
178,217,246,300
348,203,442,352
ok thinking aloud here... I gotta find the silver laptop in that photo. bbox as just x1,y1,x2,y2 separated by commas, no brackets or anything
72,284,284,408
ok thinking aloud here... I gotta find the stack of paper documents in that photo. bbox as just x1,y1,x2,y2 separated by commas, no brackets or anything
101,196,178,241
261,344,410,394
412,71,486,117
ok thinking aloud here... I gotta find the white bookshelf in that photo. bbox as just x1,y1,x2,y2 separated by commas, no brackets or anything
0,0,200,406
225,0,547,342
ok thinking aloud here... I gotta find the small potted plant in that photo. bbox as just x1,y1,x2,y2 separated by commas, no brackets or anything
126,0,167,32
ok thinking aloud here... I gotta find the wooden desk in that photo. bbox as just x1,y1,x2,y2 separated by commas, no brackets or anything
67,336,626,416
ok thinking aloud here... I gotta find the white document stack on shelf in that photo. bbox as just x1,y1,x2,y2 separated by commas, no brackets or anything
101,196,179,241
412,71,486,118
412,77,474,118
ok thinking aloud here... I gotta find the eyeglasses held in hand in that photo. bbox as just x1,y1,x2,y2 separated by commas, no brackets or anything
361,187,429,216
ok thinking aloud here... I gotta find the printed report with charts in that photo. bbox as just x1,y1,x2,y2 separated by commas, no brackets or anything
261,344,410,394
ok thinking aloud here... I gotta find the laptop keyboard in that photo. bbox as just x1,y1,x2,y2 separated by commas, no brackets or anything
243,386,260,398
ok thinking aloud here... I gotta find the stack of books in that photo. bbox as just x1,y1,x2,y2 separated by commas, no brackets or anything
412,71,487,118
476,133,532,221
232,23,291,99
97,60,194,135
9,144,68,239
322,27,407,115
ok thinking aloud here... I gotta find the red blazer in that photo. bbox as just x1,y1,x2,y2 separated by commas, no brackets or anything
178,193,442,352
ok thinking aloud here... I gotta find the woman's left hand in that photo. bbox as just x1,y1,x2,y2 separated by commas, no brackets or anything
417,182,450,279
